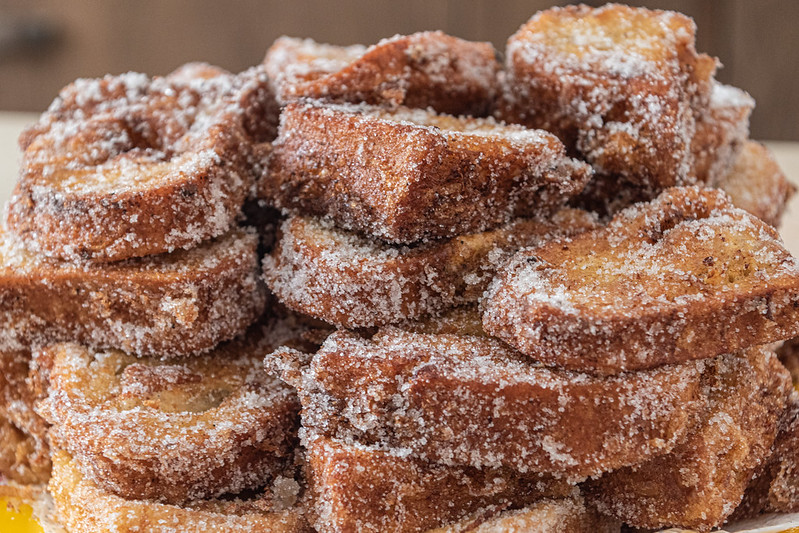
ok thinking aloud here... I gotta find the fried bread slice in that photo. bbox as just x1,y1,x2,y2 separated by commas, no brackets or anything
499,4,716,189
282,327,705,479
692,83,753,185
264,209,596,328
260,100,592,244
0,228,265,358
427,495,620,533
483,186,799,375
8,64,277,262
586,346,791,531
38,319,303,504
0,349,50,484
263,32,499,116
49,450,311,533
718,140,797,227
305,433,575,533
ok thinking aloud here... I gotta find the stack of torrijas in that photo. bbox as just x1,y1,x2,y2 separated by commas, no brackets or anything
1,3,799,533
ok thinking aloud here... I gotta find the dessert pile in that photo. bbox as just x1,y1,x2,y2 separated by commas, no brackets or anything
1,3,798,532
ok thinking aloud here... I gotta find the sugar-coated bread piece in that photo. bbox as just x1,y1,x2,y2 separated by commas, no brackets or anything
718,140,797,227
264,209,596,328
8,64,277,262
587,346,791,532
305,433,575,533
428,495,620,533
692,83,754,185
261,100,592,244
48,450,311,533
500,4,716,189
38,320,303,504
484,186,799,375
0,349,50,484
285,328,705,479
0,228,265,358
264,32,499,116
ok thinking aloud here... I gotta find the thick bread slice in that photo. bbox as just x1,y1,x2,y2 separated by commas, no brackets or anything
718,140,796,227
692,83,753,185
38,320,302,504
260,100,592,244
305,433,575,533
0,349,49,484
0,228,265,358
285,328,705,479
8,64,277,262
587,346,791,532
499,4,716,189
264,32,499,116
264,209,596,328
428,495,620,533
48,450,311,533
484,186,799,374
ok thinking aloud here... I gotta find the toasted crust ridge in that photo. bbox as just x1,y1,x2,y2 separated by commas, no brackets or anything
260,100,592,243
263,31,499,116
0,228,266,358
264,209,597,328
7,64,277,262
484,186,799,374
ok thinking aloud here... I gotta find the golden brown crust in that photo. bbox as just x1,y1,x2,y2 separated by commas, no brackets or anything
264,209,596,328
289,329,705,479
8,64,277,262
0,228,265,358
586,346,792,531
428,496,620,533
484,186,799,375
0,349,50,484
305,433,575,533
49,450,311,533
499,4,716,189
260,100,592,244
718,141,797,227
263,32,499,116
38,320,303,504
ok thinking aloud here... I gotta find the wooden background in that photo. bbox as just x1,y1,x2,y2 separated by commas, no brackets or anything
1,0,797,140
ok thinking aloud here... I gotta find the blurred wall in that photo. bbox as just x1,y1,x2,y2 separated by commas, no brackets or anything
0,0,797,140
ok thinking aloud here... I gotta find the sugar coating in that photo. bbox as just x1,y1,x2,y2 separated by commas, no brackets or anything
304,432,577,533
0,349,50,484
7,63,278,262
483,186,799,374
718,140,796,228
0,228,266,358
587,346,792,531
48,450,311,533
263,32,499,116
290,328,705,479
264,209,597,328
37,317,305,504
500,4,716,189
262,99,592,244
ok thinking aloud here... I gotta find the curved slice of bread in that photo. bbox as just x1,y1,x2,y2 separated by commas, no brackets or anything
305,433,575,533
718,141,797,228
587,346,791,531
261,100,592,244
0,349,50,484
263,32,499,116
48,450,311,533
264,209,596,328
499,4,716,189
7,64,277,262
483,186,799,375
0,228,265,358
285,327,705,479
